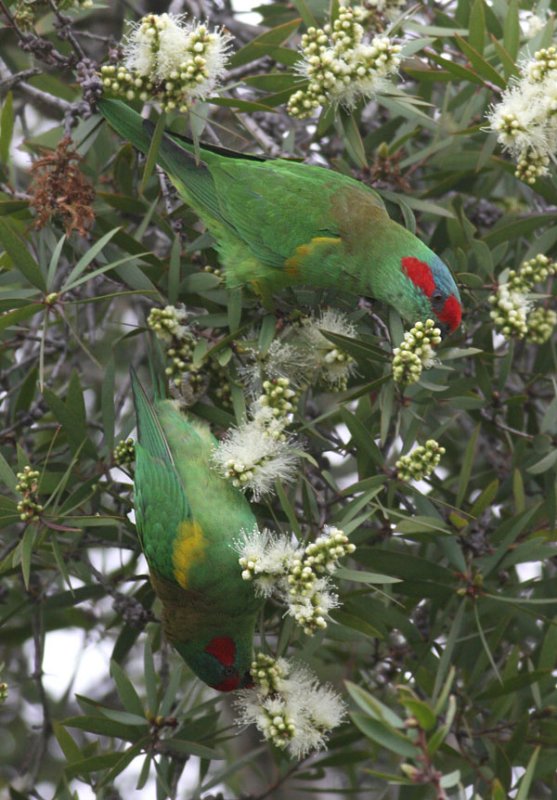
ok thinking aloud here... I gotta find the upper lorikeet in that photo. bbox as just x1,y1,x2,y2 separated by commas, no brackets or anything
98,98,462,335
131,369,261,691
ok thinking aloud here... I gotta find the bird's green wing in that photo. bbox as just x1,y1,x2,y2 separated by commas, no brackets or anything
131,371,192,585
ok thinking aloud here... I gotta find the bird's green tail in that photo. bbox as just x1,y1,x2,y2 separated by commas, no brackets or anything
130,368,173,466
97,98,223,224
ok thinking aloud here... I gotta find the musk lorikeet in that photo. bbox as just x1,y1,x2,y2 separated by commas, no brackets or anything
131,370,261,691
98,98,462,335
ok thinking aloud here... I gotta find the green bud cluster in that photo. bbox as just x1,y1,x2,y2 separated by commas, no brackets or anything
238,526,352,635
203,264,223,278
287,5,401,119
258,377,298,418
260,701,296,747
209,361,232,407
13,0,93,30
250,653,288,696
303,527,356,575
392,320,441,386
489,255,556,341
488,284,530,338
113,438,135,467
224,458,257,488
148,305,231,403
286,527,351,634
515,149,550,184
147,305,187,342
321,347,354,390
396,439,446,482
508,254,556,291
16,466,43,522
525,306,557,344
525,46,557,83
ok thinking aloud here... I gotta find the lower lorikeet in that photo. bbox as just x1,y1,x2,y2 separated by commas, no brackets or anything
131,370,261,691
98,98,462,335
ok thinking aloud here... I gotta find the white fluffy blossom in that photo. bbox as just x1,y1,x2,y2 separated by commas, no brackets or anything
100,13,231,111
488,255,557,341
300,309,357,389
236,526,354,634
287,5,401,118
211,416,300,500
235,654,346,759
487,47,557,183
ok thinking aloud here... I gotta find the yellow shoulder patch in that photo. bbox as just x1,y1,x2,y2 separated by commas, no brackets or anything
285,236,341,276
172,520,206,589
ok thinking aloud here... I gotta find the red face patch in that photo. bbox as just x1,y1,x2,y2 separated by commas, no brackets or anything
437,294,462,332
214,674,241,692
402,256,435,298
205,636,236,667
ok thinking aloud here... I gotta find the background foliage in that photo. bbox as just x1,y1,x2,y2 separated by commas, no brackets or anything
1,0,557,798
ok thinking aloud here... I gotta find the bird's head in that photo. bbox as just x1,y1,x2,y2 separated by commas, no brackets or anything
400,253,462,336
175,635,254,692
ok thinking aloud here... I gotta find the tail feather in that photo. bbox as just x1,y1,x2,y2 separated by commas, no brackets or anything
130,368,173,467
142,119,226,225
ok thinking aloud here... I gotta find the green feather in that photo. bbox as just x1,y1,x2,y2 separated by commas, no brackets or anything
98,98,462,332
130,369,261,691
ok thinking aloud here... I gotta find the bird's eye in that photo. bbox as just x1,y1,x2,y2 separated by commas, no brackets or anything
222,665,236,677
432,291,443,305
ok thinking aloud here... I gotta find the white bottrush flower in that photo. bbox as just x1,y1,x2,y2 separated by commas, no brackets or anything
100,13,231,111
234,654,346,759
488,255,556,341
237,528,301,594
212,417,299,500
287,5,401,118
486,46,557,183
301,309,357,390
287,577,339,635
488,283,531,339
236,525,355,634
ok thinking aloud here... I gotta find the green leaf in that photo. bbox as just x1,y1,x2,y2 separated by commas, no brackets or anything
456,422,479,507
454,34,506,88
338,110,367,168
515,746,540,800
350,712,419,758
335,567,401,584
230,19,301,67
21,525,37,589
345,681,405,728
46,233,67,291
527,449,557,475
468,0,486,52
139,111,166,196
61,227,120,291
52,721,82,763
110,660,145,718
161,739,223,760
0,219,46,291
329,609,384,639
503,0,520,60
0,92,14,166
0,449,17,490
398,695,436,731
43,389,93,457
143,639,157,716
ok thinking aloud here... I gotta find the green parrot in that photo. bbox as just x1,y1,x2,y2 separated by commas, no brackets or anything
131,369,261,691
98,98,462,335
